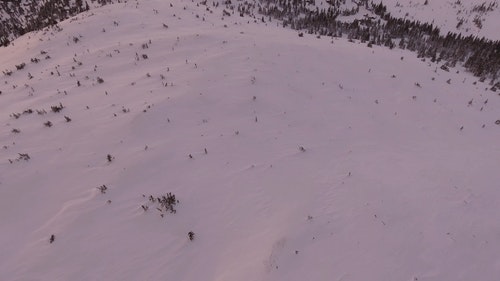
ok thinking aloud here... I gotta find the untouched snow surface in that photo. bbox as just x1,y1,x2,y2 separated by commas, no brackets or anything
1,0,500,280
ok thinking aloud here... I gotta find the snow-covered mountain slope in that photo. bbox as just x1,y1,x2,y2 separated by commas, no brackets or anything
381,0,500,40
2,0,499,47
1,0,500,280
0,0,115,46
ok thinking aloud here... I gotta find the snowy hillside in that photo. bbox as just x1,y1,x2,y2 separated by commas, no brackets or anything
0,0,114,46
1,0,500,280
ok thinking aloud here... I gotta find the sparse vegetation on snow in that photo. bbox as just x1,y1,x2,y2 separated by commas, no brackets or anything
0,0,499,281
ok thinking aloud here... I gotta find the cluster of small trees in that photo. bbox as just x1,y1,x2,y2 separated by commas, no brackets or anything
8,153,30,164
141,193,180,216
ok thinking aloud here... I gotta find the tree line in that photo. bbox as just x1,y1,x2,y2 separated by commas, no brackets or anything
0,0,116,47
257,0,499,84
